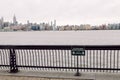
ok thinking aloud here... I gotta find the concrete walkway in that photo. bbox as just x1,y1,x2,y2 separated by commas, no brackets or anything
0,70,120,80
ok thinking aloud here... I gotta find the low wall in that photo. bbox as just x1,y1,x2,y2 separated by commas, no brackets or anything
0,70,120,80
0,70,93,80
0,75,70,80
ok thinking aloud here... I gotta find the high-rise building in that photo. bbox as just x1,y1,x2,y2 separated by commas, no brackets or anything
27,20,30,25
53,20,56,30
1,17,4,23
51,21,53,27
0,21,1,27
0,17,4,29
50,21,53,30
13,14,18,26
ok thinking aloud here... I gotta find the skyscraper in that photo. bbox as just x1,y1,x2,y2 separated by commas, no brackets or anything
1,17,4,23
13,14,18,26
0,17,4,29
27,20,30,25
53,20,56,30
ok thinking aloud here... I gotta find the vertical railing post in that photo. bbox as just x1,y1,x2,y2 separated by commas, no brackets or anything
75,55,80,76
9,48,18,73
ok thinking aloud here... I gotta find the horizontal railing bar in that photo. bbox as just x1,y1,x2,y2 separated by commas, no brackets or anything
0,65,10,67
0,45,120,50
17,66,120,70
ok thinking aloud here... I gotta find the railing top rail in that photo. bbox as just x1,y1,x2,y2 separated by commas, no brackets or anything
0,45,120,50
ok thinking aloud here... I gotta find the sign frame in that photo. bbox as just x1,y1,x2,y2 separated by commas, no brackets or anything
71,48,85,56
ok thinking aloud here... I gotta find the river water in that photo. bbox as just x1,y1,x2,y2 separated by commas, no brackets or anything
0,30,120,45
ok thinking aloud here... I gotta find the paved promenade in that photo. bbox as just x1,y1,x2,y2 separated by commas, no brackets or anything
0,70,120,80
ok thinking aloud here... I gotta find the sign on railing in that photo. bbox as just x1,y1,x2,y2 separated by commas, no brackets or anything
71,48,85,56
71,48,85,76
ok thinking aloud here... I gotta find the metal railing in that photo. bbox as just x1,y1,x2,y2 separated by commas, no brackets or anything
0,45,120,76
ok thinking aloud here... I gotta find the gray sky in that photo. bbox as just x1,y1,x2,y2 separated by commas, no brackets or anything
0,0,120,25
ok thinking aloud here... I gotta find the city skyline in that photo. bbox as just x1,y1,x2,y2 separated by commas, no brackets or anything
0,14,120,32
0,0,120,26
0,14,120,26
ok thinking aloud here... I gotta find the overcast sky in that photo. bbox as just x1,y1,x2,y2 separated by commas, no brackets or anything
0,0,120,25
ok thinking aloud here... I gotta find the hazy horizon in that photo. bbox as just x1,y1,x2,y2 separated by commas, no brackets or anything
0,0,120,25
